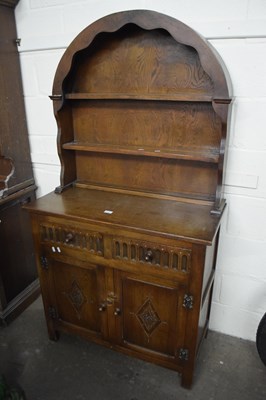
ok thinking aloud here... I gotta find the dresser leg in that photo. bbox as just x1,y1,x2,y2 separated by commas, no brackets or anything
46,319,60,341
180,369,193,389
48,328,60,341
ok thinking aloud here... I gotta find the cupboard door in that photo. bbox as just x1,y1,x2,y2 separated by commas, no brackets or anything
45,256,106,337
115,272,187,361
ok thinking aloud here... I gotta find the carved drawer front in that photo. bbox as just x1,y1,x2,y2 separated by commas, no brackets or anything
40,223,104,256
113,238,191,273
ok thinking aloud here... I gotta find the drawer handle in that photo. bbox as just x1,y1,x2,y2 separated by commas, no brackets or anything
98,303,106,312
114,308,121,316
65,232,74,243
144,249,153,262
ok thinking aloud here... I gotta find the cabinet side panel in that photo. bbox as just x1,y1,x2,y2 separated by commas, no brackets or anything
197,230,220,349
56,105,76,189
202,230,219,295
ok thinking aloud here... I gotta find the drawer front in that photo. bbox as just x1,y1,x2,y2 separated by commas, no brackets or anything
38,219,191,279
112,237,191,274
40,222,104,257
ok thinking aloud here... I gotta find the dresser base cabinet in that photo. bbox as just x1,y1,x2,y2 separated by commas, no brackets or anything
26,10,231,388
27,188,221,388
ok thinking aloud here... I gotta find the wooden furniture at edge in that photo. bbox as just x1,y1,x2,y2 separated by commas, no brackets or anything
0,0,39,324
25,10,232,388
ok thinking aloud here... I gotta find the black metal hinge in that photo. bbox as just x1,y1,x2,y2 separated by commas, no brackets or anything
40,256,48,270
183,294,194,310
179,348,189,361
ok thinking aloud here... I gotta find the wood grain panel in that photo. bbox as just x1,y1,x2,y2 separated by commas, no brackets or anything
121,277,180,356
67,26,214,97
52,260,101,332
72,100,221,152
76,153,217,200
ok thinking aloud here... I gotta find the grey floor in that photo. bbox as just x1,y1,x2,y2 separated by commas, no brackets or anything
0,297,265,400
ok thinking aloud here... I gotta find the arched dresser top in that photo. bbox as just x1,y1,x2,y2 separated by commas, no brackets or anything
52,10,232,100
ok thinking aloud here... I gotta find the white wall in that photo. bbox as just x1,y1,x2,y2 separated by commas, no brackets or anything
15,0,266,341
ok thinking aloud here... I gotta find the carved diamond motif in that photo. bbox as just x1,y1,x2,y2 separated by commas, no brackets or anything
67,280,86,313
137,298,161,335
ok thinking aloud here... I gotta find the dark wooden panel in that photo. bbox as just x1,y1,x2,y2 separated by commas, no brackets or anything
121,276,181,356
76,153,217,200
51,260,102,333
0,189,37,303
72,100,221,151
0,2,37,324
0,1,19,7
0,188,38,325
68,26,214,97
0,4,34,194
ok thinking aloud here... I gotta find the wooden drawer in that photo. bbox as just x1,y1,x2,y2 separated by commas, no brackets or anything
112,237,191,275
40,221,104,257
38,220,191,281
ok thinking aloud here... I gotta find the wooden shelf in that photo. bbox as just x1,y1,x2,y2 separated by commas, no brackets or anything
65,92,213,102
62,142,219,163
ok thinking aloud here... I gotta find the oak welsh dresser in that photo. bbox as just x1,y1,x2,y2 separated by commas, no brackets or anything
25,10,232,388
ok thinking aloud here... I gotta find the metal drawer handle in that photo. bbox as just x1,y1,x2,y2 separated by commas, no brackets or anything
65,232,74,243
144,249,153,262
98,303,107,312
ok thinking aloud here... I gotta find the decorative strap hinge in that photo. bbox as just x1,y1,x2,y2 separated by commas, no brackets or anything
40,255,48,270
179,348,189,361
183,294,194,310
48,306,58,320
